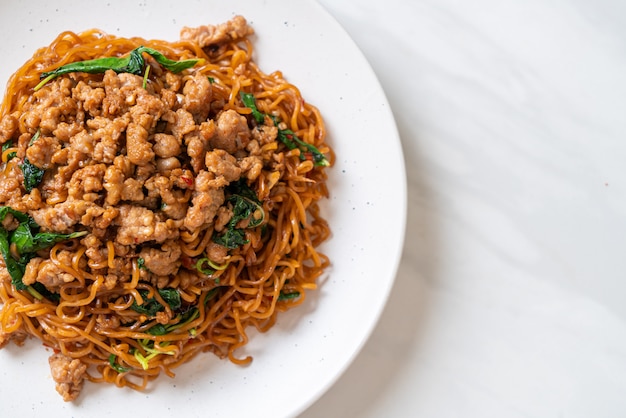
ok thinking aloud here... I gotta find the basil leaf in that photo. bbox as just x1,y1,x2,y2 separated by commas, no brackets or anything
13,229,87,255
2,141,16,161
131,288,181,316
0,206,30,224
0,207,86,291
30,282,60,302
37,46,199,91
278,128,329,167
20,157,45,192
240,92,329,166
137,257,147,270
0,227,26,290
212,228,248,250
240,92,265,124
108,354,130,373
278,291,301,301
136,46,199,73
212,180,265,249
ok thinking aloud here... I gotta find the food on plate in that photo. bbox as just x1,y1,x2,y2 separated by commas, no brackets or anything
0,15,332,401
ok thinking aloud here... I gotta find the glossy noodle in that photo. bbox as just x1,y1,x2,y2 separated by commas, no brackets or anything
0,16,332,401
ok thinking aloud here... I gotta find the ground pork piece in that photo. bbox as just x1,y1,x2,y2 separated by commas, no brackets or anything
0,172,22,206
48,353,87,402
31,199,95,233
80,205,119,229
70,130,95,155
138,241,182,276
50,147,69,165
53,121,83,142
180,15,253,48
88,115,130,164
102,71,144,116
24,78,75,134
251,125,278,146
205,241,228,264
0,113,18,142
161,200,188,220
153,133,181,158
95,312,120,329
131,91,166,126
145,175,178,205
126,121,154,165
170,108,196,141
239,156,263,181
68,164,106,199
39,107,62,135
83,234,105,265
164,72,183,92
73,81,105,116
169,168,196,190
102,70,124,116
213,205,231,232
182,73,212,121
185,130,210,173
160,88,178,110
121,178,145,201
116,205,181,245
205,149,242,182
199,119,216,140
21,187,44,211
15,132,31,159
34,258,77,290
0,329,28,349
103,165,124,206
113,155,134,176
155,157,181,174
245,139,261,156
21,257,44,286
212,109,250,154
183,172,225,230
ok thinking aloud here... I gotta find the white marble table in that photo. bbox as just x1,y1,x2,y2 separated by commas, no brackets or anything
302,1,626,416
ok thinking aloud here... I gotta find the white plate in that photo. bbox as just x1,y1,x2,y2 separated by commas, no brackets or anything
0,0,406,417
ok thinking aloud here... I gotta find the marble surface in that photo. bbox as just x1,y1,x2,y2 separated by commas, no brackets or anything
302,0,626,417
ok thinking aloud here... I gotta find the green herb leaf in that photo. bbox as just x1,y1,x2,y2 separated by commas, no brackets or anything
2,141,16,161
0,206,31,224
239,93,329,166
136,46,199,73
212,180,265,250
20,158,45,192
278,290,301,301
147,306,200,336
131,288,181,316
278,128,329,167
212,228,248,250
20,131,45,191
36,46,199,91
137,257,147,270
108,354,130,373
11,226,87,255
0,227,27,290
0,207,85,291
240,92,265,124
30,282,60,302
146,323,168,336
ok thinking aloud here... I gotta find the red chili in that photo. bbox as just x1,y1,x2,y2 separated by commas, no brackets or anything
181,176,193,187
